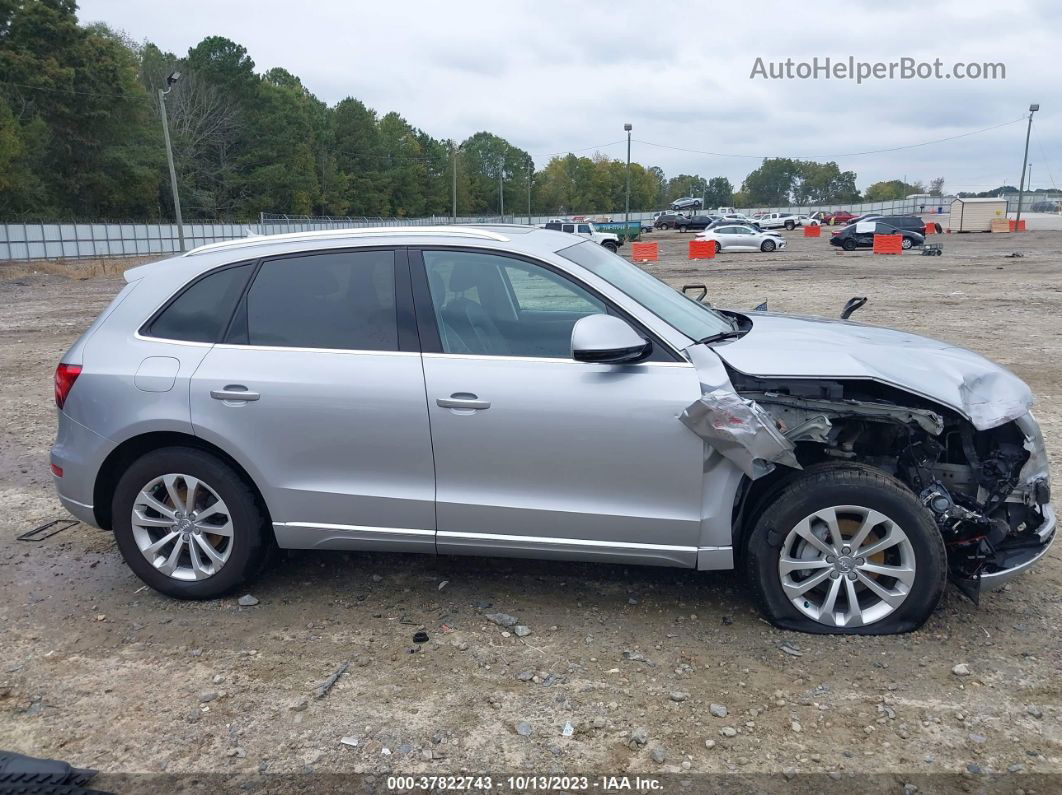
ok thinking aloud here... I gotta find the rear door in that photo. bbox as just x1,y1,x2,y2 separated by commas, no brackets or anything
189,248,436,553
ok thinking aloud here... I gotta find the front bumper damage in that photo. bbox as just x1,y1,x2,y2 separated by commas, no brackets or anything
679,343,1054,600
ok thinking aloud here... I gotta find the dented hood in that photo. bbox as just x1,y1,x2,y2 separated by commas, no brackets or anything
709,313,1033,430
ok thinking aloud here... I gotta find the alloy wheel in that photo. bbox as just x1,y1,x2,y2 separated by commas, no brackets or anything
778,505,916,628
130,473,234,581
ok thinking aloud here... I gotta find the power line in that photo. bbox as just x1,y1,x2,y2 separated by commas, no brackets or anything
631,116,1027,160
0,79,148,101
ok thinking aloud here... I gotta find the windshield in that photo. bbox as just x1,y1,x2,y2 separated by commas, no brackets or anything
557,241,734,341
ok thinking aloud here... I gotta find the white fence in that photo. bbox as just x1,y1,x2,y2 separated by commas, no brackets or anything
0,215,512,261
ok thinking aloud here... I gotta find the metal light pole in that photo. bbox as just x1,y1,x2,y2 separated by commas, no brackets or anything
498,153,505,219
624,123,632,237
1016,103,1039,224
527,156,533,225
451,143,458,223
158,71,185,251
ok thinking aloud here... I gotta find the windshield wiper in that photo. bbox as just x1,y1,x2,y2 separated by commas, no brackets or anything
695,329,746,345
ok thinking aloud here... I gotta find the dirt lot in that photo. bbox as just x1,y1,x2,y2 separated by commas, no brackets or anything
1,229,1060,793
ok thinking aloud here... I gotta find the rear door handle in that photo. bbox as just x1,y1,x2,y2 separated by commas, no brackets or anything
437,394,490,410
210,386,260,402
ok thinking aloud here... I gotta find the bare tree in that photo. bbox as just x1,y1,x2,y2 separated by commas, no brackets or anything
929,177,945,196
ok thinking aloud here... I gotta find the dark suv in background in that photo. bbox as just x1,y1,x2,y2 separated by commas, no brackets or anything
829,221,925,251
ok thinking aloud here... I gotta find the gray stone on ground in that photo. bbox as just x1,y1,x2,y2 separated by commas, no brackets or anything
237,594,259,607
709,703,727,718
486,612,518,628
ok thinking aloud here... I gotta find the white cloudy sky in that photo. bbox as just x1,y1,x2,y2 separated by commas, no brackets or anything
79,0,1060,193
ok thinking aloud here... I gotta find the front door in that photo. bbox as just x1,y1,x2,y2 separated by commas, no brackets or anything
190,248,436,553
414,248,706,567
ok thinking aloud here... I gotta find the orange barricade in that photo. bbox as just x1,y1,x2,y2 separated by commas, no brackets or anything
1010,219,1027,232
688,240,716,260
803,225,821,238
923,223,936,235
872,234,903,255
631,242,658,262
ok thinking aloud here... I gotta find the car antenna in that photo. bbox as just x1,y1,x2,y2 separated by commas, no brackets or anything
841,296,868,320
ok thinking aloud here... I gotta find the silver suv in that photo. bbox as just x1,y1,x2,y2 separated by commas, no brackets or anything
51,226,1055,634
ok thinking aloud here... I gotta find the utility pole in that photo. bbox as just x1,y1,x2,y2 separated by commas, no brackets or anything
624,123,632,237
498,153,505,219
158,72,185,252
451,143,458,223
1016,103,1039,224
527,156,533,225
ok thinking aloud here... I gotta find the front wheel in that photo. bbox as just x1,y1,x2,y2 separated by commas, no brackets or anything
112,447,271,599
901,237,913,250
602,241,618,252
760,239,776,252
784,221,795,230
678,225,688,233
745,464,946,634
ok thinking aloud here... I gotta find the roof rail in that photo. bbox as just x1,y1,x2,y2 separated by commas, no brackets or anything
183,226,511,257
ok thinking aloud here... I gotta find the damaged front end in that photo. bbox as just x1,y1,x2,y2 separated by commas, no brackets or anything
724,374,1056,601
682,337,1054,601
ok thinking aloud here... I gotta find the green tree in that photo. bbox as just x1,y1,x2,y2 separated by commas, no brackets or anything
704,176,733,208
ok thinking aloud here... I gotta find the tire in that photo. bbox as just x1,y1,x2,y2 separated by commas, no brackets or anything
602,241,618,252
842,238,857,251
678,225,688,233
934,223,943,234
745,463,946,635
760,239,776,252
713,240,722,254
784,220,795,230
111,446,272,599
901,237,913,250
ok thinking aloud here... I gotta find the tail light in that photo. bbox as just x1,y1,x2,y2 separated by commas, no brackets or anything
54,363,82,409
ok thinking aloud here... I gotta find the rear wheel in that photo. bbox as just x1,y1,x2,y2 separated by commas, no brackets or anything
602,240,618,252
842,238,857,251
745,464,946,634
784,220,795,230
713,240,722,254
112,447,271,599
760,239,776,252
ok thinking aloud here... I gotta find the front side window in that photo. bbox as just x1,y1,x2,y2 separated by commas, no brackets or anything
557,241,733,341
577,224,591,234
243,250,397,350
423,250,605,358
562,224,575,233
148,263,251,343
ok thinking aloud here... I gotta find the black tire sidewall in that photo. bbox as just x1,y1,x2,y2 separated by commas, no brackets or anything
112,447,268,599
746,466,946,635
843,239,857,250
761,240,775,252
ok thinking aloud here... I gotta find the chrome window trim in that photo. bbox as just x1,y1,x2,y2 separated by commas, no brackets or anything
215,343,418,357
275,521,434,536
421,352,692,368
437,530,696,553
134,330,214,348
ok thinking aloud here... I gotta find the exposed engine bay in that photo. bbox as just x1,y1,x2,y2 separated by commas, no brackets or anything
729,373,1053,602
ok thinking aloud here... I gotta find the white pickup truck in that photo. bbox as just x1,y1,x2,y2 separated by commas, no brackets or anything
753,212,805,230
542,219,621,251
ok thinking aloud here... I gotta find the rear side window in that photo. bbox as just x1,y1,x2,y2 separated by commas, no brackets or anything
243,250,397,350
148,264,251,343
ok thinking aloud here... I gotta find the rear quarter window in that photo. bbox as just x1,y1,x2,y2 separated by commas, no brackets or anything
147,264,252,343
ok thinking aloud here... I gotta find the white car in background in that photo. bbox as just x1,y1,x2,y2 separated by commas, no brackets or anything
695,223,787,253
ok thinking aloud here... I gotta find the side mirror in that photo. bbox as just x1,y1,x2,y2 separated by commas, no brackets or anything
571,314,652,364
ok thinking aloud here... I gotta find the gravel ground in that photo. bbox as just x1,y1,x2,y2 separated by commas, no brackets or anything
0,229,1060,793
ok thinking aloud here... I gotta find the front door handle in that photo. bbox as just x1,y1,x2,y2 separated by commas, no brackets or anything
437,393,490,410
210,386,260,402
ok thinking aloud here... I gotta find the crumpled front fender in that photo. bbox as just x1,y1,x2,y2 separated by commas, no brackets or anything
680,345,800,479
